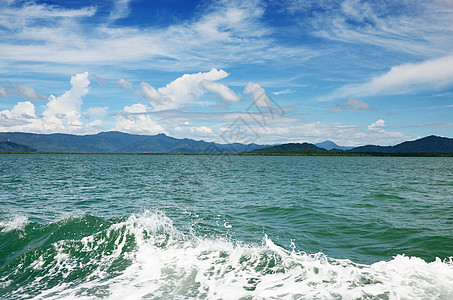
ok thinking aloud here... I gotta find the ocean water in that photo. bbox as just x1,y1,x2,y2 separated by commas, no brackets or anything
0,154,452,299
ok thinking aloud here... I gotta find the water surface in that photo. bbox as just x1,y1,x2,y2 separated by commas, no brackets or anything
1,155,452,298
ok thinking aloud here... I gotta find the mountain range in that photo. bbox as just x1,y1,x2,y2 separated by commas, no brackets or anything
0,141,37,152
0,132,452,154
0,131,266,153
252,142,327,153
253,135,453,154
350,135,453,153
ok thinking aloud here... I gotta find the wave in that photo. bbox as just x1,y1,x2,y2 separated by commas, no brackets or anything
0,215,29,233
1,211,452,299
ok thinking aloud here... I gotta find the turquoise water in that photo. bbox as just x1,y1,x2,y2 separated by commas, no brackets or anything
1,154,452,299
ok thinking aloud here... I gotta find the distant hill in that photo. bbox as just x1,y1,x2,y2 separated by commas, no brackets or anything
1,132,451,155
351,135,453,153
0,131,267,154
315,140,353,151
0,141,37,152
252,142,327,153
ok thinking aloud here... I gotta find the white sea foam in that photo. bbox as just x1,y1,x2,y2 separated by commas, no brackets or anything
20,211,453,299
0,215,28,233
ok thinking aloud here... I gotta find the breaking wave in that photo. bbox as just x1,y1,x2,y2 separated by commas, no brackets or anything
1,211,452,299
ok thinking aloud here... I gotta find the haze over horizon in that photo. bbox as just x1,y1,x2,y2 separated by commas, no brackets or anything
1,0,453,146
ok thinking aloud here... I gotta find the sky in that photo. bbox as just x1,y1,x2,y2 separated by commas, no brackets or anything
1,0,453,146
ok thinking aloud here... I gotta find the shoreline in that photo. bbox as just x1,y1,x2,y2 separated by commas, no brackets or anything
1,151,453,157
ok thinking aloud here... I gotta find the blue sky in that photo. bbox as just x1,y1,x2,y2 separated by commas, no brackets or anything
1,0,453,146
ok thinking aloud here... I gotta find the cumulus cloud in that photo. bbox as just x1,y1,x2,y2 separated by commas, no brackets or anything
244,82,277,108
244,82,267,107
326,55,453,100
368,119,385,130
189,125,215,136
114,104,165,135
41,72,90,132
124,103,149,113
330,98,372,112
140,68,231,110
140,82,170,105
117,78,133,91
13,84,46,100
0,72,104,134
200,80,240,102
0,87,10,98
0,101,41,130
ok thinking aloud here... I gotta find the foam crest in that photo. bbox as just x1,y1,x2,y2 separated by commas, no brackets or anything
0,215,28,233
2,211,452,299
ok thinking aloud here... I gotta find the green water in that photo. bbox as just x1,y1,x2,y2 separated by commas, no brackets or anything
1,154,452,299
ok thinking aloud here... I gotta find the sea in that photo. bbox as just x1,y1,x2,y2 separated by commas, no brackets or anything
0,154,452,299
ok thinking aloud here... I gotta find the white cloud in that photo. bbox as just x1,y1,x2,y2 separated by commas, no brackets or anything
140,82,169,106
323,55,453,100
254,118,409,146
312,0,453,57
41,72,90,132
11,101,36,117
346,98,372,110
244,82,272,108
349,55,453,95
13,84,46,100
272,89,294,95
190,125,215,136
114,107,165,135
0,72,103,133
140,69,231,110
0,87,10,98
124,103,149,114
200,80,240,102
0,2,96,29
117,78,133,91
330,98,372,112
368,119,385,130
0,0,315,76
109,0,132,20
0,101,42,130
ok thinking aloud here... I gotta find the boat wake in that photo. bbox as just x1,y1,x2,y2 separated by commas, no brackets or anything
1,211,452,299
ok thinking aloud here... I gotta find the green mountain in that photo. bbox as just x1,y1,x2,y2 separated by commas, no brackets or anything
1,132,451,154
0,131,267,153
0,141,37,152
113,134,265,153
252,142,327,153
351,135,453,153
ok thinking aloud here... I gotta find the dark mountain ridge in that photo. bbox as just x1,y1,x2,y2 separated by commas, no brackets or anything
351,135,453,153
0,132,451,154
0,131,267,153
250,135,453,155
0,141,37,152
252,142,327,153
